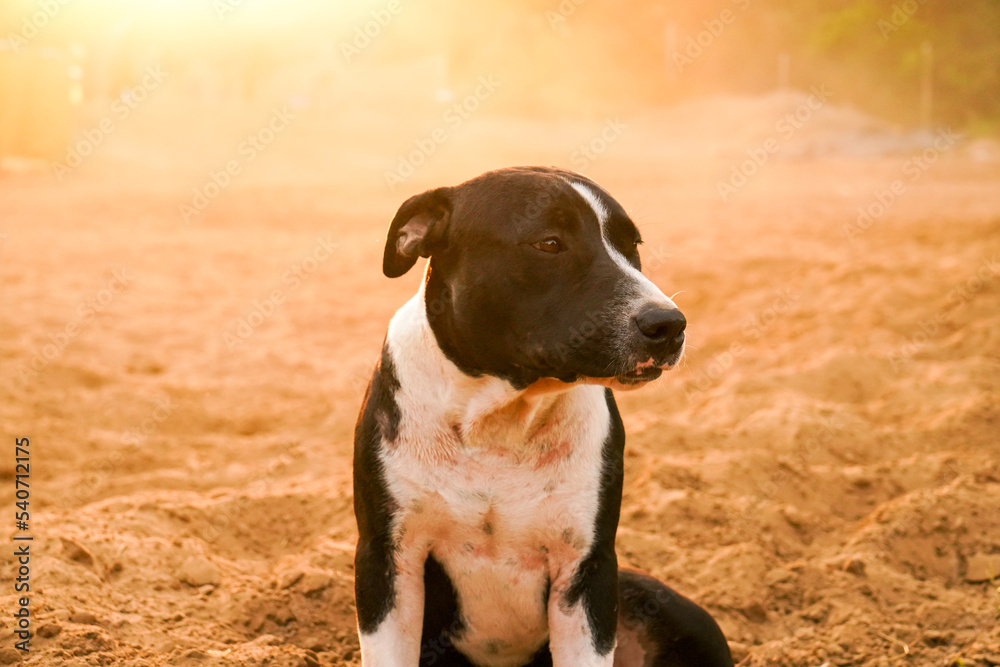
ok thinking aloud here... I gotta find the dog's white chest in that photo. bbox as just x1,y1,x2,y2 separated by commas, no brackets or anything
381,384,611,665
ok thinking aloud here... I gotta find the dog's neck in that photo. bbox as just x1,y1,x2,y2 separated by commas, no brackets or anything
384,285,601,455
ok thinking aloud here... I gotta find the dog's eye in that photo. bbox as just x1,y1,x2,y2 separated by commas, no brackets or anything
532,237,563,254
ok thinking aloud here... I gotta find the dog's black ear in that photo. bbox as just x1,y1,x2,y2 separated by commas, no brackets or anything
383,187,453,278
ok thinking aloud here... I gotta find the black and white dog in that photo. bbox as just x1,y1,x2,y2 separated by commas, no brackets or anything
354,167,733,666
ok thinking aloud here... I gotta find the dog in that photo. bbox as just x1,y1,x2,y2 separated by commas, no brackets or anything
353,166,734,666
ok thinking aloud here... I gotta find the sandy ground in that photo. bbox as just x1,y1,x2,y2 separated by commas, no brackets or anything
1,91,1000,666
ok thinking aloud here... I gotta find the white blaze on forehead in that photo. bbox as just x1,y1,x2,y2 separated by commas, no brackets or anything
565,179,676,309
569,180,609,227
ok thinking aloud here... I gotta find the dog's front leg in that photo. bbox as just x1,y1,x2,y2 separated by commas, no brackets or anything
356,538,426,666
548,549,618,667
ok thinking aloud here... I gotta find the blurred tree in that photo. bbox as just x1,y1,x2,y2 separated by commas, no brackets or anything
800,0,1000,128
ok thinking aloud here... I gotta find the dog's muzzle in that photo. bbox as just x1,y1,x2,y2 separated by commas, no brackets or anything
616,306,686,385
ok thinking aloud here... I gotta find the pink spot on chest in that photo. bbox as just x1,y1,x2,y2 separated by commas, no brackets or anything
535,440,572,468
517,549,548,571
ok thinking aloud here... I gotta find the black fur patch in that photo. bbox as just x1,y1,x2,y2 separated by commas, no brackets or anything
618,569,734,667
353,344,402,633
563,388,624,656
420,554,468,666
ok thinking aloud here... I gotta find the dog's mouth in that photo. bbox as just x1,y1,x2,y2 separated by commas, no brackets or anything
615,366,664,385
613,356,677,385
527,346,683,391
525,357,679,394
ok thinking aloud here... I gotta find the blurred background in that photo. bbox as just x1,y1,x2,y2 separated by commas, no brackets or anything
2,0,1000,164
3,0,1000,125
2,1,999,666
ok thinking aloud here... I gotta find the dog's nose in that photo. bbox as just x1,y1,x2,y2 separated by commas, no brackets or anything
635,306,686,345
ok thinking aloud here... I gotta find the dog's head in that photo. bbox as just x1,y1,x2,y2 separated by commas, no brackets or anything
383,166,685,391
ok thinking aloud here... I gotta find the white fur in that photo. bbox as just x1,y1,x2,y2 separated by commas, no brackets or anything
550,599,616,667
359,606,423,666
566,180,676,311
375,284,612,666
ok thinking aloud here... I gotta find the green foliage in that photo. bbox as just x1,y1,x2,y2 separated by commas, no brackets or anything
796,0,1000,127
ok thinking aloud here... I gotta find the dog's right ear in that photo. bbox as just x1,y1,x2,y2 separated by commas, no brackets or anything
383,187,453,278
